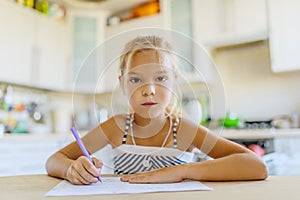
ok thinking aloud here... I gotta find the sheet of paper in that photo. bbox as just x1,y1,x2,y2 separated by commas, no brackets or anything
45,177,212,196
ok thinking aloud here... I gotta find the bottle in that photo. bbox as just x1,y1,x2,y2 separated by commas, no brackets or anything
36,0,49,15
24,0,34,8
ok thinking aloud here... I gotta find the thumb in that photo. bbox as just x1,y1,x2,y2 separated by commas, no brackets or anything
92,157,103,169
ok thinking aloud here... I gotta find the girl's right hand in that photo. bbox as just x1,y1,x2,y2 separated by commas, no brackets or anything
65,156,103,185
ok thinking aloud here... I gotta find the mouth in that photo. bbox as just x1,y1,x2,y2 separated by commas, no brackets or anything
141,102,158,107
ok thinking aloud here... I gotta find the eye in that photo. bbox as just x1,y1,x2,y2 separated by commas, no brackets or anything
155,76,168,82
129,77,142,83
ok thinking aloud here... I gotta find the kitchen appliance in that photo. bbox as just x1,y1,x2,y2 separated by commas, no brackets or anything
242,114,298,129
243,119,273,129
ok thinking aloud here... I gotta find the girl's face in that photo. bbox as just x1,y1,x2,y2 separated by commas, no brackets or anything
121,50,176,119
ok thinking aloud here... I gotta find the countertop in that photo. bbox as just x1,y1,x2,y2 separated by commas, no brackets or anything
0,132,73,142
215,128,300,140
0,175,299,200
1,128,300,142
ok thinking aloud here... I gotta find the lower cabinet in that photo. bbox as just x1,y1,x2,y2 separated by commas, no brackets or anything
0,137,71,176
0,135,113,176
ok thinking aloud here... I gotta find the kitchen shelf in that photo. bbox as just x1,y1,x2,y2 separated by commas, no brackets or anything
8,0,66,22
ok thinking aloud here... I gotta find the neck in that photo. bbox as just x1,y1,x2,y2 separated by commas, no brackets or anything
131,113,169,138
133,113,166,127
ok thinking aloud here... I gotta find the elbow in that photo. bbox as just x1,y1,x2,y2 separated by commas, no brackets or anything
238,152,269,180
250,153,269,180
257,160,269,180
45,155,52,175
45,154,57,177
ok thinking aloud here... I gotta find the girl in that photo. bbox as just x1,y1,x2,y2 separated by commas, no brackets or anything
46,35,268,185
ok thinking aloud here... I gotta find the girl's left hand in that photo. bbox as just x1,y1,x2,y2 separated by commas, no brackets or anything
120,165,185,183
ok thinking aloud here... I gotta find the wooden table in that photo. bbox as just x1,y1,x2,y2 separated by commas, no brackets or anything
0,175,299,200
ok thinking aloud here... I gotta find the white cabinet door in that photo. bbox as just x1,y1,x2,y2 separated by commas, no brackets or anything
0,2,34,85
0,140,58,176
267,0,300,72
68,12,107,93
192,0,267,47
33,16,69,91
0,1,69,91
233,0,267,37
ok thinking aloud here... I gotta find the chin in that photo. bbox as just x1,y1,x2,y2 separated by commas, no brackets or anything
136,109,165,119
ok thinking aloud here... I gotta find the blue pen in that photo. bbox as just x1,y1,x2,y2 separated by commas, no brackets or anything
70,127,102,182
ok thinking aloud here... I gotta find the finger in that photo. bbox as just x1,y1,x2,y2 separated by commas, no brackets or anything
92,157,103,169
120,174,133,182
83,163,100,183
70,165,90,185
127,175,150,184
72,178,84,185
79,157,101,180
74,168,91,185
121,174,147,183
73,157,99,184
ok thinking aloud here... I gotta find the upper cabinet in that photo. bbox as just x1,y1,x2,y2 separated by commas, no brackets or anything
65,10,108,93
105,0,169,35
267,0,300,72
32,15,69,91
102,0,171,92
102,0,203,89
0,1,69,91
0,1,35,86
0,1,108,92
192,0,268,48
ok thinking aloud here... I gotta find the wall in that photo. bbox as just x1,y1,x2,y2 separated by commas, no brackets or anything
211,41,300,120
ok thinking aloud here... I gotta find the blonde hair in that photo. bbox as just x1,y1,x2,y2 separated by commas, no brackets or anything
119,35,178,76
119,35,181,117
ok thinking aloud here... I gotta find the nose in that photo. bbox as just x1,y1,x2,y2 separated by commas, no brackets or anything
142,83,156,96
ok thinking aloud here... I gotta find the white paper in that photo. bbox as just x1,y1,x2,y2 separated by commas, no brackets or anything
45,177,212,196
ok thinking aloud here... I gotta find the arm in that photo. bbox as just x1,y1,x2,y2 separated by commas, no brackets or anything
46,119,113,184
121,121,268,183
183,125,268,181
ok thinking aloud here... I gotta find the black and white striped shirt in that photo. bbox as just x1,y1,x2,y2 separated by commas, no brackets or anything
113,114,194,174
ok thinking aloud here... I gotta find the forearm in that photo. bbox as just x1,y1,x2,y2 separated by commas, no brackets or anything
45,152,74,180
183,153,268,181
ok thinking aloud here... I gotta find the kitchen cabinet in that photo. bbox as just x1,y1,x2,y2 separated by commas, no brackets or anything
0,139,58,176
103,0,203,88
0,134,74,176
0,1,110,92
66,11,108,93
0,1,69,91
105,0,170,34
267,0,300,72
192,0,268,48
32,15,69,91
103,0,171,92
0,1,35,86
0,134,114,176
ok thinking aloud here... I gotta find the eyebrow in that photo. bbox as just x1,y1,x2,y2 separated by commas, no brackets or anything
154,70,170,74
127,72,141,75
126,69,171,76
